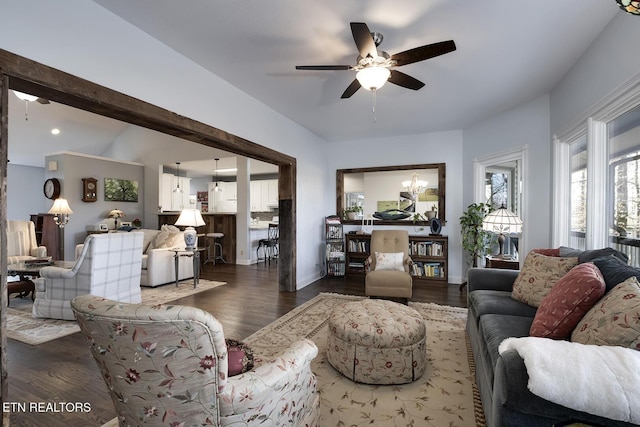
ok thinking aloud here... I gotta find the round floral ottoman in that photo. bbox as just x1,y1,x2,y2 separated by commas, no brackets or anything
326,299,427,384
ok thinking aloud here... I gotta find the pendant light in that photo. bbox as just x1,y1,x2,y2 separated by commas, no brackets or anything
213,158,222,192
173,162,184,193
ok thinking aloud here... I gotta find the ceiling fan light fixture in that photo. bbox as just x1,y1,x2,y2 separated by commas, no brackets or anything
12,90,38,102
356,67,391,91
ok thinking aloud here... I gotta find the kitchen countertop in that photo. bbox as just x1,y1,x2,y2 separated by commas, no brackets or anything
249,221,277,230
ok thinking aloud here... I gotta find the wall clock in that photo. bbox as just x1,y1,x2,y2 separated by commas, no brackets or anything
82,177,98,202
43,178,61,200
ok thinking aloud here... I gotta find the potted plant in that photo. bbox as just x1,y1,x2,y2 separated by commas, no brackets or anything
459,202,492,273
343,205,362,220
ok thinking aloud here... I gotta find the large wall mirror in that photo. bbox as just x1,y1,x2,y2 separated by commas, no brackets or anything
337,163,446,225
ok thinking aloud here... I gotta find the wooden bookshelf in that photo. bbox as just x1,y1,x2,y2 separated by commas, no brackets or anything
345,233,448,284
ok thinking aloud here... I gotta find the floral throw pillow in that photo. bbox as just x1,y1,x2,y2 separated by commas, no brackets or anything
530,263,606,339
374,252,405,271
571,276,640,350
511,251,579,308
226,338,254,376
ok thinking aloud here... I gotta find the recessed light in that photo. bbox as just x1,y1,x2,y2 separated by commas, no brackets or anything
51,128,60,135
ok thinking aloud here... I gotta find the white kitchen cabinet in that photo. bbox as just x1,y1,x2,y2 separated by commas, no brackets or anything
209,181,237,212
161,173,191,211
250,179,278,212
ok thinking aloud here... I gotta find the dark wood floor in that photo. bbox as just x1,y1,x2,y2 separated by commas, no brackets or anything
6,262,468,427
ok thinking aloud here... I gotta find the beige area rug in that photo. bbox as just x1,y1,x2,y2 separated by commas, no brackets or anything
101,293,485,427
248,293,485,426
5,279,226,346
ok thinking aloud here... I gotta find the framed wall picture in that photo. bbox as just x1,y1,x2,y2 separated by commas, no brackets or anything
104,178,138,202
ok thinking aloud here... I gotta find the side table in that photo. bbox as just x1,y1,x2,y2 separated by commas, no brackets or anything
172,248,206,288
485,255,520,270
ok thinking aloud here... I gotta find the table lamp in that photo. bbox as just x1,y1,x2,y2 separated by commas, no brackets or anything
482,205,523,258
108,209,125,229
48,198,73,228
175,208,205,250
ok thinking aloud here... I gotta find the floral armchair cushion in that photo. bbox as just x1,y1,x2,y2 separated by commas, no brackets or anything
71,295,320,427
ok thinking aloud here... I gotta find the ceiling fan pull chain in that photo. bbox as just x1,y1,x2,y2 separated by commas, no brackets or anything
24,100,29,121
372,89,377,123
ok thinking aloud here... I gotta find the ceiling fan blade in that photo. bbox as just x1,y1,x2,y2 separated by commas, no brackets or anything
341,79,361,99
36,98,50,104
295,65,351,71
388,70,425,90
350,22,377,59
391,40,456,67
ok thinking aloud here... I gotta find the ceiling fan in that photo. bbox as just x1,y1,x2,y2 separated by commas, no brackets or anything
295,22,456,99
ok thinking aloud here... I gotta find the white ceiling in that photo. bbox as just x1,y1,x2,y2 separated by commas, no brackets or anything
91,0,618,141
7,1,620,173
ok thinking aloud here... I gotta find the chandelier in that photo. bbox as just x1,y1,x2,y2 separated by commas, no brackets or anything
402,172,427,197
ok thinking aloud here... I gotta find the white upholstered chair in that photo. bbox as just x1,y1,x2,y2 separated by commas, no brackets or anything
33,232,143,320
365,229,413,299
6,220,47,264
71,294,320,426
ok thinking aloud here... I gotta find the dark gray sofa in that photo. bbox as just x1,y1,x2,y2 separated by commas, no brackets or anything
466,267,638,427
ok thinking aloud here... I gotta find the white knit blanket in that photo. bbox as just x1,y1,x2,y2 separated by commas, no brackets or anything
499,337,640,423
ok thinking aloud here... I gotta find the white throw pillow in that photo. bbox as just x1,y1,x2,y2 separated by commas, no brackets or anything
374,252,405,271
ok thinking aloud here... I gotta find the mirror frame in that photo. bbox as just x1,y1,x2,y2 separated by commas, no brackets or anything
337,163,446,226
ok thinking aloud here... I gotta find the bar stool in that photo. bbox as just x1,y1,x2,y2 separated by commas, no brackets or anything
256,223,279,265
204,232,226,265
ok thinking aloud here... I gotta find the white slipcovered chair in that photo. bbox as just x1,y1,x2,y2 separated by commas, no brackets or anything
71,294,320,426
7,220,47,264
33,232,143,320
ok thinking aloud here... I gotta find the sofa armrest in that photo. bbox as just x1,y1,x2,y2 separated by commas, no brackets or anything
467,267,519,292
220,339,318,417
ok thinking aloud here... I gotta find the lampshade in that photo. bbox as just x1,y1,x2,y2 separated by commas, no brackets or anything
482,206,522,258
108,209,125,219
615,0,640,15
48,198,73,215
175,208,205,250
175,208,206,227
12,90,38,102
482,207,523,235
48,198,73,228
356,67,391,91
401,172,428,196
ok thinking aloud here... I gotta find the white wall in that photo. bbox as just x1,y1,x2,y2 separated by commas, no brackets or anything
551,13,640,137
44,152,144,260
328,130,465,284
7,164,46,221
2,0,330,288
463,95,551,258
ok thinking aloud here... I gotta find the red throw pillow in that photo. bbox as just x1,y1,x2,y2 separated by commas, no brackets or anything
532,248,560,257
530,263,605,339
226,338,254,376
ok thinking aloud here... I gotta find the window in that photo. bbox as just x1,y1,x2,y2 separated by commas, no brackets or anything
608,105,640,265
570,136,587,250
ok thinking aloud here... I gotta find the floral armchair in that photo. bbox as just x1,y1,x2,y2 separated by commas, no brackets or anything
71,294,320,427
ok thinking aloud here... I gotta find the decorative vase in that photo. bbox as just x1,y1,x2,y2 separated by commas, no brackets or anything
347,212,356,220
426,210,436,220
